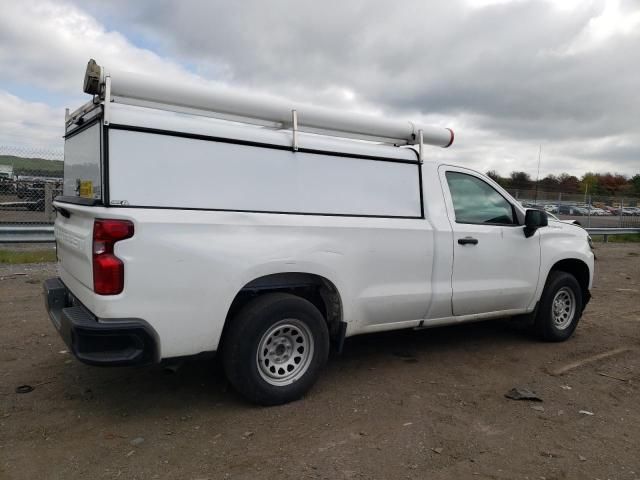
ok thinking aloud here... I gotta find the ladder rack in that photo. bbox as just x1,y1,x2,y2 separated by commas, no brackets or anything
82,59,454,155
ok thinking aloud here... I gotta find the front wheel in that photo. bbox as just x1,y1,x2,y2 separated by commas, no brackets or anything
222,293,329,405
534,271,583,342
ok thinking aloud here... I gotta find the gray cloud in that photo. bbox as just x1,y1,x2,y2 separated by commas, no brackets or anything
4,0,640,176
72,0,640,175
0,91,61,150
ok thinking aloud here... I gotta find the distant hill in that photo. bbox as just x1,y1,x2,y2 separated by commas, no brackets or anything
0,155,63,177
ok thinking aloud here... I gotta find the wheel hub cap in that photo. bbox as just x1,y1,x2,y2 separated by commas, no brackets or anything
551,287,576,330
257,319,314,386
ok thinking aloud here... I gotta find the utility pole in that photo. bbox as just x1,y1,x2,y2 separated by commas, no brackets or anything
534,144,542,205
584,183,588,205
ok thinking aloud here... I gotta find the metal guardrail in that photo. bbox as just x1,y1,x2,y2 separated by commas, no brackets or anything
0,224,638,244
0,224,56,243
586,227,640,242
585,227,640,235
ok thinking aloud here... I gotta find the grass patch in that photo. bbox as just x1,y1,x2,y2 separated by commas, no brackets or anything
0,249,57,264
591,233,640,243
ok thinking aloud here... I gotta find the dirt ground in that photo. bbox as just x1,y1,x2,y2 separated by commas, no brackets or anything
1,244,639,480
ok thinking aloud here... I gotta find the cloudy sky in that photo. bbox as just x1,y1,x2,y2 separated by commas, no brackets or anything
0,0,638,177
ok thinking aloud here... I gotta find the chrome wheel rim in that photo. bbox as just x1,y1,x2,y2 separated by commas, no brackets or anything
552,287,576,330
256,319,314,386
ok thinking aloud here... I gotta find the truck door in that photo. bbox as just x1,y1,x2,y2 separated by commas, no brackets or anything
439,166,540,316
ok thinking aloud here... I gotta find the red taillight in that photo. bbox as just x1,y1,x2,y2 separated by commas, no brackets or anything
93,219,134,295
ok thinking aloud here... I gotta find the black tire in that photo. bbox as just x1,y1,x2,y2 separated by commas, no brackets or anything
534,271,583,342
222,293,330,406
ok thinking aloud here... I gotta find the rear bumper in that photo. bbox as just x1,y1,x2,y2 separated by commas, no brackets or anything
43,277,159,366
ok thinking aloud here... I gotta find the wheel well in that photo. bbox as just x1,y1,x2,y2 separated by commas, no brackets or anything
549,259,590,300
223,273,343,345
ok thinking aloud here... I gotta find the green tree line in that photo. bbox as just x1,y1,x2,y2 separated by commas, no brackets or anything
487,170,640,198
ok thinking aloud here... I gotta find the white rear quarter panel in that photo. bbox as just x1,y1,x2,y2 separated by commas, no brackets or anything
56,204,435,358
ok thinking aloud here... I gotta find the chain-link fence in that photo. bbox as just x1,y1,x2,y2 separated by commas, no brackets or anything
1,145,638,229
0,146,63,224
508,189,640,228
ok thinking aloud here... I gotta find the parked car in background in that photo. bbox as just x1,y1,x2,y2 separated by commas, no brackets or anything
0,165,15,194
15,176,63,210
586,207,603,216
544,204,559,214
0,176,15,194
574,206,591,216
629,207,640,215
578,206,606,216
558,205,581,215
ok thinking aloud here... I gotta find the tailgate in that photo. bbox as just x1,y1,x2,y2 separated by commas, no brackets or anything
55,205,95,290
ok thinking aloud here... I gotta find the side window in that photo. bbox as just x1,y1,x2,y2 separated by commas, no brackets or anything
445,172,516,225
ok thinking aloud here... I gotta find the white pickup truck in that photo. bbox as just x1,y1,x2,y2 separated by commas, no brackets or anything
45,60,594,405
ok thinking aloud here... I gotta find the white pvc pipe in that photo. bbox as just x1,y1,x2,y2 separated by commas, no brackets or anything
95,62,454,147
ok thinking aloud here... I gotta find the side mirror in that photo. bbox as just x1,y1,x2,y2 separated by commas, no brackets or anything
524,209,548,238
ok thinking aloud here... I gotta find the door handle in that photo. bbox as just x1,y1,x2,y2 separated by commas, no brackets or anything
458,237,479,245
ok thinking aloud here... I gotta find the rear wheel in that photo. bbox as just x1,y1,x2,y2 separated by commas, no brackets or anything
222,293,329,405
534,271,583,342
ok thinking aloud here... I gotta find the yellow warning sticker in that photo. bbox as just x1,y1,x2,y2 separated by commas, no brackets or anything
79,180,93,198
